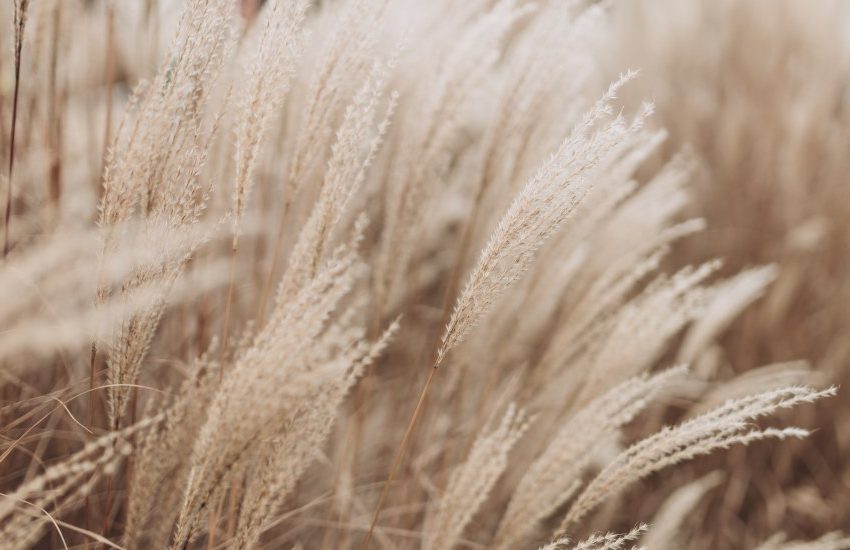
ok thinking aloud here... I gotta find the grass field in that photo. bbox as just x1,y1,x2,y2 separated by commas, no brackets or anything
1,1,849,548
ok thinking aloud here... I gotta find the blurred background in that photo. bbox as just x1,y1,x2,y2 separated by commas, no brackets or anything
603,1,850,545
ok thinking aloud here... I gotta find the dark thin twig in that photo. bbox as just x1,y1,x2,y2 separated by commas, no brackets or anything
4,0,30,258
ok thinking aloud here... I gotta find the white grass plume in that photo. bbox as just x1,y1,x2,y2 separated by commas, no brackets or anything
558,385,836,534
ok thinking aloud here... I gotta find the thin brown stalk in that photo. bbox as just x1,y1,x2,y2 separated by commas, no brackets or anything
5,0,29,259
84,343,98,550
362,365,436,550
46,1,63,208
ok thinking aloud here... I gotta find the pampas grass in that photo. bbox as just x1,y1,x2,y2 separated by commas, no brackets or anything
0,1,848,548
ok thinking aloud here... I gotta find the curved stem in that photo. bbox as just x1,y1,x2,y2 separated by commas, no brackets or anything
361,365,437,550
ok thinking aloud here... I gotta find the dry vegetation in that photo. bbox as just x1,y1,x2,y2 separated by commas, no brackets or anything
1,0,849,548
